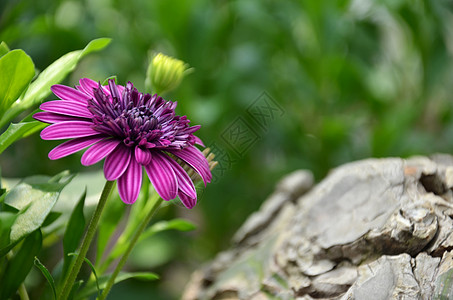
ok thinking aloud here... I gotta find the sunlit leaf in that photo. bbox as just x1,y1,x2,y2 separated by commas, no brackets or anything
0,120,46,155
0,230,42,300
0,172,74,257
75,271,159,300
0,38,111,128
34,256,57,300
0,49,35,119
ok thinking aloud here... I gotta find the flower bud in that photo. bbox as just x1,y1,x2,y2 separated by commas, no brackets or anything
146,52,189,95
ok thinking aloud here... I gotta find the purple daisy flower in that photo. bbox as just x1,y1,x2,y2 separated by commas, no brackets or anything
34,78,212,208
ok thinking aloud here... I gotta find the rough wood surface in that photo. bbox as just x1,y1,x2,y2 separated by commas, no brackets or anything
183,155,453,300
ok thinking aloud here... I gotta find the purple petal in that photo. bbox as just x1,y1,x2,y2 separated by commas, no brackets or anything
77,78,126,102
118,156,142,204
34,112,80,124
145,152,178,201
40,121,99,140
48,136,104,160
178,192,196,209
193,136,205,147
81,138,121,166
99,81,125,98
103,144,132,180
51,85,91,103
185,125,201,134
163,154,197,199
135,147,152,165
76,78,98,96
116,85,125,95
167,146,212,186
40,100,92,118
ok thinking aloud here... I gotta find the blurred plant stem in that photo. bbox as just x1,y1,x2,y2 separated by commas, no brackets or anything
97,178,152,274
18,284,29,300
59,180,115,300
99,192,163,300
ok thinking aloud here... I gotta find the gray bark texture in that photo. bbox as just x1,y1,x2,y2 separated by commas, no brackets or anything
183,155,453,300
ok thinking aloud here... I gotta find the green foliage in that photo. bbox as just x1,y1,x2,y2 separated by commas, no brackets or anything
96,190,125,268
0,212,17,248
139,219,196,242
75,271,159,300
0,230,42,299
0,119,46,155
102,75,118,86
62,190,86,282
34,256,57,300
0,49,35,120
67,253,101,298
42,211,62,227
0,37,111,162
0,38,111,128
0,42,10,58
105,217,196,269
0,171,73,257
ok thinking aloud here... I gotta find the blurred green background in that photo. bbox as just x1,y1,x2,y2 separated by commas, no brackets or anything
2,0,453,298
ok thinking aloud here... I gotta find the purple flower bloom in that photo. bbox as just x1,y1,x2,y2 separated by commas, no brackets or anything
34,78,212,208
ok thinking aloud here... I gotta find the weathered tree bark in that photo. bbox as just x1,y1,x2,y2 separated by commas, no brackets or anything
183,155,453,300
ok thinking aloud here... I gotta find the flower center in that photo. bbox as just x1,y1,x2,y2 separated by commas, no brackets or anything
122,106,157,131
87,80,197,150
119,106,160,146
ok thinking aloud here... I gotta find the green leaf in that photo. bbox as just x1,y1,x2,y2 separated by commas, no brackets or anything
42,212,62,227
0,38,111,128
62,190,86,280
0,212,17,246
139,218,196,242
0,166,6,199
0,172,74,257
34,256,57,300
0,120,46,155
75,271,159,300
0,230,42,300
0,49,35,119
0,42,10,58
68,280,83,300
102,75,117,86
68,253,100,298
81,38,111,55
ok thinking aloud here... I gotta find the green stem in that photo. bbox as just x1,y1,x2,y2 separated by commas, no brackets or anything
97,178,151,274
99,194,163,300
18,283,29,300
58,180,115,300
